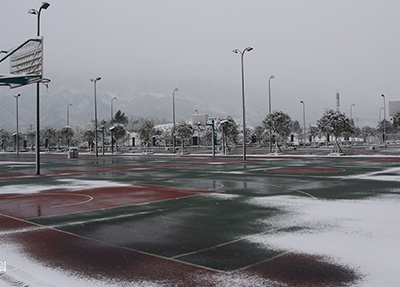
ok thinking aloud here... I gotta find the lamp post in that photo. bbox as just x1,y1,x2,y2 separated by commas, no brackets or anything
29,1,50,175
14,94,21,156
110,97,117,153
67,104,72,127
90,77,101,157
111,96,117,124
350,104,355,145
268,75,275,114
350,104,355,124
382,94,386,147
300,100,306,145
268,75,275,153
379,107,383,123
232,46,253,161
172,87,179,153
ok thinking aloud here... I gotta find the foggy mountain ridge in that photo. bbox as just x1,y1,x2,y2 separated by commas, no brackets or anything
1,76,283,132
1,75,379,134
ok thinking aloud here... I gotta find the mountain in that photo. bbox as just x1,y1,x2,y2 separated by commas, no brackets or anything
0,75,277,132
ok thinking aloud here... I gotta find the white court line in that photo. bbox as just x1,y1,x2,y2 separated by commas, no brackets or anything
6,193,94,208
171,226,288,260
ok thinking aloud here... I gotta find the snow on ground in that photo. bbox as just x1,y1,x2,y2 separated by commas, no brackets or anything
0,179,133,195
0,242,127,287
245,194,400,287
0,162,35,165
337,166,400,183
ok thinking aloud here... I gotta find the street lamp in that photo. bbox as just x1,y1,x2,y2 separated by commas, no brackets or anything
172,87,179,153
111,96,117,124
350,104,355,124
14,94,21,156
268,75,275,153
300,100,306,145
67,104,72,127
29,1,50,175
232,46,253,160
382,94,386,147
28,2,50,36
268,75,275,114
350,103,355,145
90,77,101,157
110,96,117,154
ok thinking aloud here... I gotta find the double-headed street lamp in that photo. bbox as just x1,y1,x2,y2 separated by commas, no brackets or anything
14,94,21,156
28,1,50,175
28,2,50,37
90,77,101,157
172,88,179,153
232,47,253,160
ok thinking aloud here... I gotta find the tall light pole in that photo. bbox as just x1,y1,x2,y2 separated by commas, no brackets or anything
300,100,306,145
350,103,355,145
172,87,179,153
90,77,101,157
382,94,386,147
232,46,253,161
110,96,117,154
111,96,117,124
268,75,275,114
29,1,50,175
379,107,383,122
268,75,275,153
350,104,355,124
67,104,72,126
14,94,21,156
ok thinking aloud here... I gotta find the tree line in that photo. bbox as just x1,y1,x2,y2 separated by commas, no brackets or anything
1,108,398,152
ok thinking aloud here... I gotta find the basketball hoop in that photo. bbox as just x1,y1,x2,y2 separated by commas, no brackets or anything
41,78,51,91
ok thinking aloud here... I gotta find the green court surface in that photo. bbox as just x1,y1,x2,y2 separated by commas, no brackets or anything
1,153,400,286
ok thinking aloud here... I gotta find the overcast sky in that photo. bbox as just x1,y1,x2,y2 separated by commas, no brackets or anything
2,0,400,127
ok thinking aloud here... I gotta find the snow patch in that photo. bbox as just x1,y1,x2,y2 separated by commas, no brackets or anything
0,179,132,195
245,195,400,287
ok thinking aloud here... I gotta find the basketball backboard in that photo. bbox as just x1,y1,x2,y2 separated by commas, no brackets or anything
389,100,400,117
192,114,208,126
0,37,43,88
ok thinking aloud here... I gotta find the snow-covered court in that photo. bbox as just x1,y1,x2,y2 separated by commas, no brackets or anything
0,153,399,286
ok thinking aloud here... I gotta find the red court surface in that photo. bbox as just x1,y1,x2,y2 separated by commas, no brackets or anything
0,184,217,219
0,214,358,287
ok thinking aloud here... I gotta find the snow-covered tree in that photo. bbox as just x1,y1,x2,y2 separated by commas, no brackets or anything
172,122,194,153
317,109,353,152
217,116,239,146
262,110,292,148
138,120,156,153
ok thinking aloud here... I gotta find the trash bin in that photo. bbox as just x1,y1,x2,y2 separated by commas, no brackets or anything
68,148,79,158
